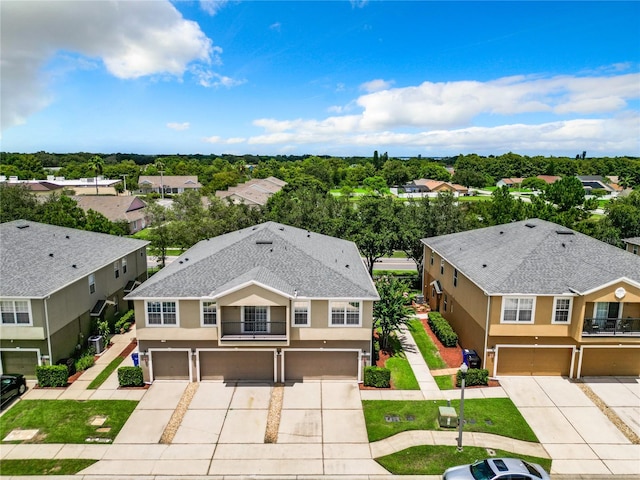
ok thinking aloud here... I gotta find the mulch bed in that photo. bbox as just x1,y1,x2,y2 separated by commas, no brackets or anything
419,318,463,368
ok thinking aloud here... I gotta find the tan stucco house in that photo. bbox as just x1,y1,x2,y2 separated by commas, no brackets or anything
126,222,379,383
138,175,202,195
422,219,640,378
0,221,148,376
74,195,149,233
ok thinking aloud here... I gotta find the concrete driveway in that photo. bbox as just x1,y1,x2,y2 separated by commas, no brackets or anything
500,376,640,477
82,380,389,477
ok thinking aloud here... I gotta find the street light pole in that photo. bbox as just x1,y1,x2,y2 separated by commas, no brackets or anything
457,362,469,452
120,174,128,195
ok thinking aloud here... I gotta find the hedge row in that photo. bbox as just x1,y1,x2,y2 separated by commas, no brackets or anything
456,368,489,387
364,366,391,388
36,365,68,387
115,310,135,333
427,312,458,347
118,366,144,387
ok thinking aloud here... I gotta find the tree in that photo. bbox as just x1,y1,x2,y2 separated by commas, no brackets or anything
521,177,547,192
38,194,87,229
373,276,414,352
146,201,175,268
362,176,387,195
542,176,586,212
88,156,104,195
0,184,40,223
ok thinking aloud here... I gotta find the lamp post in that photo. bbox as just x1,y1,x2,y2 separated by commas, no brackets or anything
120,174,128,196
457,362,469,452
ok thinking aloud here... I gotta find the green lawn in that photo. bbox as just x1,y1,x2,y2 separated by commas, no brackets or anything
434,374,454,390
0,459,97,476
385,356,420,390
363,399,538,443
407,319,446,369
87,356,124,389
376,445,551,476
0,400,138,444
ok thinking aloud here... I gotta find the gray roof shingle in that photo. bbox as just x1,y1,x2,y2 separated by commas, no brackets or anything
1,220,149,298
422,219,640,295
128,222,379,300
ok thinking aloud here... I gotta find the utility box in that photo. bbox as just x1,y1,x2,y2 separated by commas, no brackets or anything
438,406,458,428
88,335,104,355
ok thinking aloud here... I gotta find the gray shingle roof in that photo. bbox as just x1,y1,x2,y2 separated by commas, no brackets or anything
0,220,149,298
623,237,640,247
422,218,640,295
127,222,379,300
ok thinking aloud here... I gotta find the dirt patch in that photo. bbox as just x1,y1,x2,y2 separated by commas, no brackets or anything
159,382,198,444
419,318,463,368
118,340,138,358
264,384,284,443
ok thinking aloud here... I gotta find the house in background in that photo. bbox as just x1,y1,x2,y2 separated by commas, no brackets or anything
74,195,149,234
216,177,287,207
0,175,121,196
623,237,640,256
0,221,148,376
422,218,640,378
138,175,202,195
126,221,378,383
576,175,621,194
496,178,524,188
402,179,468,197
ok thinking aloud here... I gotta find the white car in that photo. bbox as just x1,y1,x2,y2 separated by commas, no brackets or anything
443,457,550,480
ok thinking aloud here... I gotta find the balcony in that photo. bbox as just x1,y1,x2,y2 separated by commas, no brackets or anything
219,320,287,341
582,318,640,336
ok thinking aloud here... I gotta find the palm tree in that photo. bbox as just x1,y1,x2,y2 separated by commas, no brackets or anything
88,156,104,195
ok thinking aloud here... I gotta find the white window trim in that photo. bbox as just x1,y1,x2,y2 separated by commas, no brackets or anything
0,299,33,326
242,306,271,333
440,259,445,275
328,300,362,327
114,261,120,279
88,273,96,294
551,297,573,324
453,268,458,287
122,257,128,274
145,300,180,327
200,300,217,327
430,252,434,265
500,296,536,324
292,300,310,327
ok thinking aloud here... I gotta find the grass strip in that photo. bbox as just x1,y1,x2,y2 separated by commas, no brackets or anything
385,356,420,390
87,356,124,390
363,399,538,443
408,319,446,369
376,445,551,475
0,400,138,444
0,459,97,476
434,374,454,390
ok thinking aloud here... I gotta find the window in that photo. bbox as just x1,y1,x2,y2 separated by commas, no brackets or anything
146,301,178,326
633,245,638,255
501,297,535,323
122,258,127,274
293,301,309,326
430,252,434,265
88,274,96,294
443,294,448,312
1,300,31,325
594,302,620,319
114,261,120,279
552,297,572,324
440,259,445,275
330,301,361,326
201,301,217,326
243,306,268,332
453,269,458,287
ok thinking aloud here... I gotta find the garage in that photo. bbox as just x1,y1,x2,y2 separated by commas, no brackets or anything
198,349,276,382
496,346,573,376
283,350,359,381
1,349,39,377
150,349,191,380
579,346,640,377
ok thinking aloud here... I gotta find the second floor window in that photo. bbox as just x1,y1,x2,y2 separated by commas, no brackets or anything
89,273,96,294
147,301,177,326
122,258,127,274
440,259,445,275
293,301,309,326
1,300,31,325
114,262,120,279
552,298,572,323
202,301,217,326
502,297,535,323
453,269,458,287
330,301,361,326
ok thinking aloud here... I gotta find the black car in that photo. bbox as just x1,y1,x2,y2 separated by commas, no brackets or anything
1,374,27,409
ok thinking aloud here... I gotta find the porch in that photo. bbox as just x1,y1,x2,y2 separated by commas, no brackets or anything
582,317,640,336
219,320,287,341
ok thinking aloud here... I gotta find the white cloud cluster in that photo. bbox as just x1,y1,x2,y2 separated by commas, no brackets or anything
167,122,190,131
0,0,230,130
208,71,639,155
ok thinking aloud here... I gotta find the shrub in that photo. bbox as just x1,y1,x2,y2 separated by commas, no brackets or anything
456,368,489,387
36,365,68,387
427,312,459,347
364,366,391,388
118,366,144,387
115,310,135,332
75,352,95,372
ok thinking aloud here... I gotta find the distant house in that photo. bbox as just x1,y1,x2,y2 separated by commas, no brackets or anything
422,219,640,378
496,178,524,188
576,175,618,193
74,196,149,233
535,175,561,184
138,176,202,195
0,175,120,196
402,179,468,197
623,237,640,256
0,221,148,377
216,177,287,207
125,222,378,383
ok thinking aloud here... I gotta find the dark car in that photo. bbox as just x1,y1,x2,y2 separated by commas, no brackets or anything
1,374,27,409
443,457,550,480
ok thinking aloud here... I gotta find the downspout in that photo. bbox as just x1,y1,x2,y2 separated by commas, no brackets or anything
482,292,490,370
44,296,53,365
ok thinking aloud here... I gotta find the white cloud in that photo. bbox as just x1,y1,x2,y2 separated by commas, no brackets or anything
200,0,230,16
350,0,369,8
359,79,394,93
192,67,246,88
1,1,216,130
270,22,282,32
167,122,190,131
203,135,247,144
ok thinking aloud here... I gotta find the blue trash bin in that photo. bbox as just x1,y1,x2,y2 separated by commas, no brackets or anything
131,352,139,367
462,349,481,369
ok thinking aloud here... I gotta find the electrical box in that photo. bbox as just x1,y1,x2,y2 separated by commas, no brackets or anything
438,406,458,428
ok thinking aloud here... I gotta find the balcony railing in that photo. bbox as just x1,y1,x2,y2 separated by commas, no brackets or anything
219,320,287,340
582,318,640,336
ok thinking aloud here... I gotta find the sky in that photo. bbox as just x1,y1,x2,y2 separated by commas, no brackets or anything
1,1,639,157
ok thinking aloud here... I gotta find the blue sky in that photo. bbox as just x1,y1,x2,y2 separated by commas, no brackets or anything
1,1,639,157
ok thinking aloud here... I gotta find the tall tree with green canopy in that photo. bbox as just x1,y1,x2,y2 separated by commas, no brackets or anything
374,276,414,352
88,156,104,195
0,184,40,223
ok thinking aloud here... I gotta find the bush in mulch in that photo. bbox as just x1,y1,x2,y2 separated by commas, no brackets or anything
427,312,458,347
364,366,391,388
456,368,489,387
